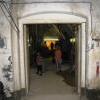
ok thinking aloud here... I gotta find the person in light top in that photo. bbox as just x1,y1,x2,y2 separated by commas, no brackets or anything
54,46,62,72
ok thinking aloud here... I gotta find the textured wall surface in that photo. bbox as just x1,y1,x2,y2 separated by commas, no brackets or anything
18,2,90,90
0,1,14,97
13,0,100,90
0,0,100,94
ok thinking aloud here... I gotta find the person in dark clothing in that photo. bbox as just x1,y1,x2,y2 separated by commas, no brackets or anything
36,52,43,76
50,42,54,50
40,42,49,58
50,42,55,63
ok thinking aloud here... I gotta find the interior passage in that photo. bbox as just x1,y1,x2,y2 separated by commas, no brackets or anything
21,24,87,100
21,62,78,100
21,61,87,100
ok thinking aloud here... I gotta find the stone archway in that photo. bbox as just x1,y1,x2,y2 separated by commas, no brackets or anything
18,11,87,94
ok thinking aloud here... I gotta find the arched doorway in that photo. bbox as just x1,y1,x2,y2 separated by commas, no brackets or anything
18,12,87,96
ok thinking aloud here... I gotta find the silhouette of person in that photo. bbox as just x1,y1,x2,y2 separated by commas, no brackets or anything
36,52,43,76
54,46,62,72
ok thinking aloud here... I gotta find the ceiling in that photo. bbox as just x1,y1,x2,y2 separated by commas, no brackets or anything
27,24,79,39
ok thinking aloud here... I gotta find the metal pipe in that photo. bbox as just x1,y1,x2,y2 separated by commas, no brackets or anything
0,4,18,33
1,0,20,33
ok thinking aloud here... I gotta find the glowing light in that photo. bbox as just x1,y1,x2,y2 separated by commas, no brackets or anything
44,38,59,41
70,38,76,43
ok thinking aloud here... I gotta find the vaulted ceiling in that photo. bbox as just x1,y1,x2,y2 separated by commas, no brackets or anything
28,24,79,39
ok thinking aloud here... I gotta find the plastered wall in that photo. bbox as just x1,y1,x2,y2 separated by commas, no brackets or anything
13,0,100,90
0,2,14,97
17,1,91,89
0,0,100,93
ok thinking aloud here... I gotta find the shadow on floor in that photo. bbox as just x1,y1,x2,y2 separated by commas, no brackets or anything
56,69,75,87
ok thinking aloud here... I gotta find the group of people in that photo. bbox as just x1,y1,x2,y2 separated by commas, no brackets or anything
35,45,62,76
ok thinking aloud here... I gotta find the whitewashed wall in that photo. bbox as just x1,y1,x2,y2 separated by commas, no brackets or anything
0,1,14,97
0,0,100,93
17,1,91,89
16,0,100,90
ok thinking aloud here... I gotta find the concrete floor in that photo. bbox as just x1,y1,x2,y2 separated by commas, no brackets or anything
21,63,87,100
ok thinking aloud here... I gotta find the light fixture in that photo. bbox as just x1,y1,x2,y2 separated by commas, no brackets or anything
44,38,59,41
43,36,59,41
70,37,76,43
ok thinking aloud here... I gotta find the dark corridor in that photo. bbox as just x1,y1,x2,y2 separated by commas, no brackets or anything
26,24,79,87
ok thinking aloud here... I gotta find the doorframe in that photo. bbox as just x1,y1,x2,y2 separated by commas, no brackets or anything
18,12,88,95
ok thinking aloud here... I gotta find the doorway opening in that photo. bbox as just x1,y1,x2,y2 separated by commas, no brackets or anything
23,23,81,99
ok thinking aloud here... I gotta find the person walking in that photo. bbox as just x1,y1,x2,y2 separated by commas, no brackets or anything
36,52,43,76
54,46,62,72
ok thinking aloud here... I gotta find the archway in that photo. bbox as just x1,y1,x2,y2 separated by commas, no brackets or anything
18,12,87,95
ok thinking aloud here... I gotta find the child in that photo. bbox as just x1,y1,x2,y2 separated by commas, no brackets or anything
36,52,43,76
